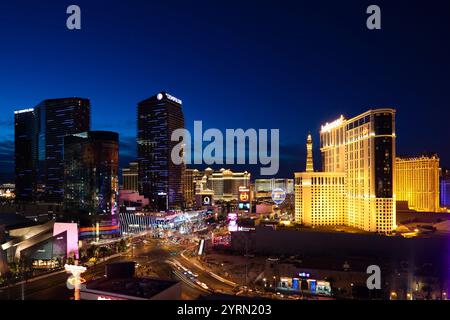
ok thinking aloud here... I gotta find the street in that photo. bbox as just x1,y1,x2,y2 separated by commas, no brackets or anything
0,236,237,300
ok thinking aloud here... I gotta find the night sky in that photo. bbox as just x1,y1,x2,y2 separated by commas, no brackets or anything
1,0,450,182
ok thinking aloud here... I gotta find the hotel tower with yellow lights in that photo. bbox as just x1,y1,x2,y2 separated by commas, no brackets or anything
295,135,346,226
395,155,440,212
295,109,397,234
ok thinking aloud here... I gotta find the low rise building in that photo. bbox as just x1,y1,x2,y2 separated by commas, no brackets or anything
80,262,181,300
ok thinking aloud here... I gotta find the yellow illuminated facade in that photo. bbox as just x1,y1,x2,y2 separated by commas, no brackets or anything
122,162,139,192
306,134,314,172
395,155,440,212
295,109,397,234
194,168,251,202
295,172,346,226
183,168,201,208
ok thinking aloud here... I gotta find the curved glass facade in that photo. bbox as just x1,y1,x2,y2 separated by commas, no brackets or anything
64,131,119,222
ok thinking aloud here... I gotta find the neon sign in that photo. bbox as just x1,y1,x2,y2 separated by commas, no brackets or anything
14,108,34,115
272,188,286,205
321,115,345,133
65,264,87,301
166,93,182,104
228,213,238,232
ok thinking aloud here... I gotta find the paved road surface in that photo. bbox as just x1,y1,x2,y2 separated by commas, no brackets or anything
0,239,207,300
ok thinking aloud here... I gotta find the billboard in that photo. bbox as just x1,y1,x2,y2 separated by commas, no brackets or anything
238,202,250,211
238,186,251,212
227,213,238,232
272,188,286,205
53,222,79,259
202,195,212,206
239,187,250,203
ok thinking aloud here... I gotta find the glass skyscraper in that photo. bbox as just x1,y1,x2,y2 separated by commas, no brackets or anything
63,131,119,224
137,92,185,211
35,98,91,203
14,108,37,202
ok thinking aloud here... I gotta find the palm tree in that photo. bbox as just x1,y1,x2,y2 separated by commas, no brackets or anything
325,277,336,296
86,246,98,259
98,247,109,260
118,239,127,253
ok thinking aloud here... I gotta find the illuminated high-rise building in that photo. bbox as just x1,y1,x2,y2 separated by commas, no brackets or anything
395,155,440,212
14,108,37,202
295,172,347,226
36,98,91,203
296,109,396,234
63,131,119,218
13,98,90,204
322,109,396,233
295,135,347,226
137,92,185,211
122,162,139,192
63,131,120,241
183,168,202,208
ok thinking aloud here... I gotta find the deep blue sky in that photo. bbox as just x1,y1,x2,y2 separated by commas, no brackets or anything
1,0,450,181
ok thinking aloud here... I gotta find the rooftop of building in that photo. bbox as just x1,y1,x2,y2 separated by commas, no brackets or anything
138,92,183,106
256,222,373,237
294,171,346,177
37,97,90,104
396,153,439,161
84,277,179,299
321,108,396,133
269,255,381,273
65,130,119,143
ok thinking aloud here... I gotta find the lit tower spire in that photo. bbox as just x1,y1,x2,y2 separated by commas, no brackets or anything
306,133,314,172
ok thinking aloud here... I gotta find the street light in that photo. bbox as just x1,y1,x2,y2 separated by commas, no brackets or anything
390,291,398,300
65,264,87,301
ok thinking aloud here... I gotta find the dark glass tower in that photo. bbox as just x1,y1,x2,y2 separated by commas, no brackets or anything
35,98,90,203
137,92,185,211
373,111,395,198
63,131,119,223
14,108,37,202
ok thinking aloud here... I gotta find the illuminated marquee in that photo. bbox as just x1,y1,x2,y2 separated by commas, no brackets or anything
239,192,249,202
228,213,238,232
272,188,286,205
202,195,211,205
321,115,345,133
14,108,34,115
156,92,183,104
54,222,79,259
239,186,250,203
65,264,87,301
238,187,251,211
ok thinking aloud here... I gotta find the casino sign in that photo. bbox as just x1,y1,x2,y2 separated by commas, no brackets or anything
272,188,286,205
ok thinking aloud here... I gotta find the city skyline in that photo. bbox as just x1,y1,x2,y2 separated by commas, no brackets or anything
2,93,448,183
1,1,450,304
1,0,450,182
